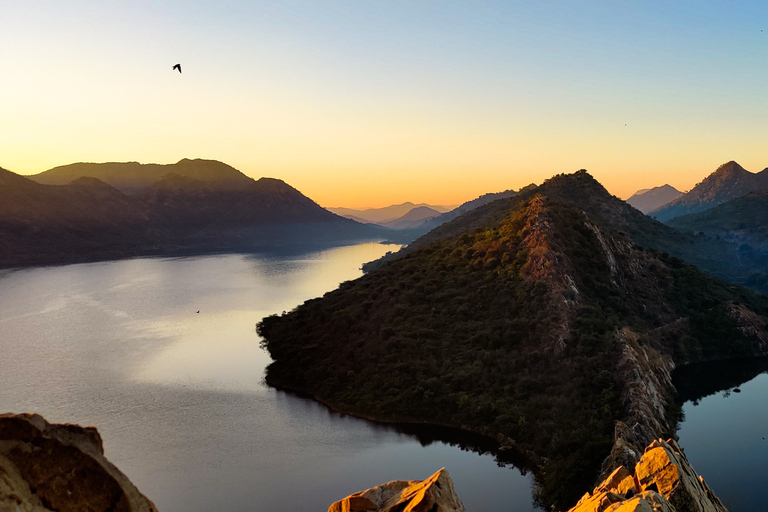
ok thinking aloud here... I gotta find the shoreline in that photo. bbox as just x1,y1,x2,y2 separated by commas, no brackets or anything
264,373,543,470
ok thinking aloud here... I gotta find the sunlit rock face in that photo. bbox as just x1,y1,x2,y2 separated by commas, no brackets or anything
327,468,466,512
0,413,157,512
568,438,728,512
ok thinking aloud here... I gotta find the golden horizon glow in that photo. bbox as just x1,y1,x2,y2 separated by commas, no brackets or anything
3,2,768,209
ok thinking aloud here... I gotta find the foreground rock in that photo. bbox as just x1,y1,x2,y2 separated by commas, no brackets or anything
327,468,465,512
568,438,727,512
0,413,157,512
332,438,728,512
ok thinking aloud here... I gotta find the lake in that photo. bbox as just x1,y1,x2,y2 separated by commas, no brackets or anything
674,357,768,512
0,243,535,512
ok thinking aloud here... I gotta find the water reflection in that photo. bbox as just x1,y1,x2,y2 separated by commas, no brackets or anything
673,357,768,511
673,357,768,405
0,245,536,512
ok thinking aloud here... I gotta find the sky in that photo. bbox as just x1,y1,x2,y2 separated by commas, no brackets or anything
2,1,768,208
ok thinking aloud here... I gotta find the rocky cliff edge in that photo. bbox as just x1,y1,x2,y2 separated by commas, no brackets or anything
0,413,157,512
330,438,728,512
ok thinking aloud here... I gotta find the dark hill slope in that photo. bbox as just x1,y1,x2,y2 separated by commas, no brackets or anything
258,170,768,509
134,174,381,245
0,167,384,268
651,161,768,222
667,189,768,249
0,169,155,266
30,158,254,193
626,184,681,213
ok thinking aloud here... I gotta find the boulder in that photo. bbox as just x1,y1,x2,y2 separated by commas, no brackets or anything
327,468,465,512
0,413,157,512
567,438,728,512
634,439,727,512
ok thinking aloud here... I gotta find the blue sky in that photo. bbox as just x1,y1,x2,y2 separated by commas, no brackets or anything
2,1,768,206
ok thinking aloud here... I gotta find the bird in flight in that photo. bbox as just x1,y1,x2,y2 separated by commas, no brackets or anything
173,63,182,73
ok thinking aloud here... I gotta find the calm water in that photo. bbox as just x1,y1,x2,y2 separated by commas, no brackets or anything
0,244,535,512
674,358,768,512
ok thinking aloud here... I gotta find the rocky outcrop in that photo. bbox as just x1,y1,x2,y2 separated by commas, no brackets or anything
0,413,157,512
327,468,465,512
569,438,727,512
603,330,677,474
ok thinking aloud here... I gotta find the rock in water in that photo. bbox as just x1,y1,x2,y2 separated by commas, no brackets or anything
0,413,157,512
567,438,728,512
327,468,466,512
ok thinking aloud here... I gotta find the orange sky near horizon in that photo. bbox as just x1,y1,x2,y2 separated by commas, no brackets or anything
4,2,768,209
9,154,763,210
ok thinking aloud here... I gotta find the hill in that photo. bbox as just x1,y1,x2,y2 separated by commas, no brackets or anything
29,158,254,193
651,161,768,222
0,166,384,268
258,170,768,509
626,184,681,213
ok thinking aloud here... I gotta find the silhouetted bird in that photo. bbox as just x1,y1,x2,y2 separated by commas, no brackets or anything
196,310,200,314
173,64,182,73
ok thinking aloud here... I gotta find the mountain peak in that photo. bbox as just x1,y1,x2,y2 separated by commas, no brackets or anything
651,161,768,222
712,160,747,176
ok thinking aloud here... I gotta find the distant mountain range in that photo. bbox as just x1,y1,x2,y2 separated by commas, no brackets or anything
379,206,442,229
328,202,455,225
328,202,455,229
363,189,518,247
626,184,681,213
650,161,768,222
0,160,385,268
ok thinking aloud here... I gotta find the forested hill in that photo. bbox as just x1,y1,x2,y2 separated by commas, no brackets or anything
259,170,768,510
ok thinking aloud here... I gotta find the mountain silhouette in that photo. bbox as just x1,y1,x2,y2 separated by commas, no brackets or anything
626,184,681,214
30,159,254,194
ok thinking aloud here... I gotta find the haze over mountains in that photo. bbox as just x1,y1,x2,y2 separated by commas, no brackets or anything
650,161,768,222
0,160,385,268
329,202,455,226
625,184,681,214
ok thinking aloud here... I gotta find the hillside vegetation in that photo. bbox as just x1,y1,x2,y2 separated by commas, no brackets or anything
259,171,768,509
